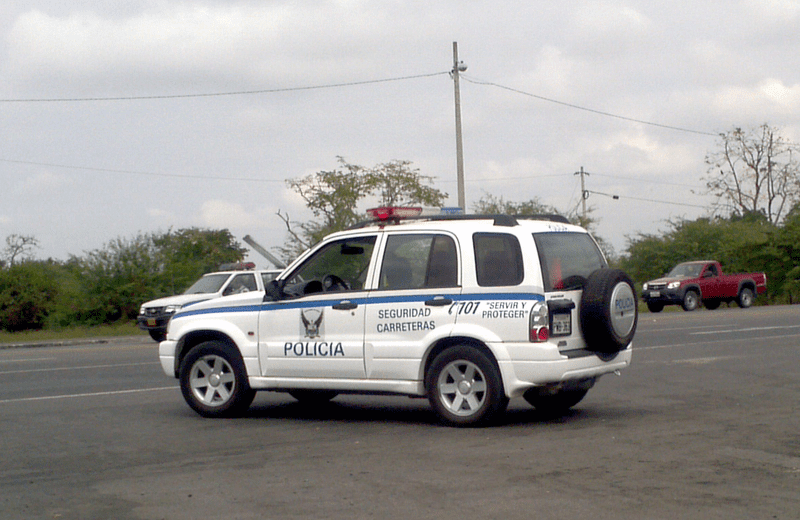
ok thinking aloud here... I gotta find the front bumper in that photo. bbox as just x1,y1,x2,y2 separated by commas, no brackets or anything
641,288,683,305
136,312,175,332
159,339,179,377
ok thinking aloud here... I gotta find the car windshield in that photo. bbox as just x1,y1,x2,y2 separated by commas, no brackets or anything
183,274,230,294
667,263,703,278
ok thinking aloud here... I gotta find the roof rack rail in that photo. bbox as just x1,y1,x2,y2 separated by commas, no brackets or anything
348,213,571,229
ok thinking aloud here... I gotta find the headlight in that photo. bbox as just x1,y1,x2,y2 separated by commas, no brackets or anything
164,304,181,313
139,306,146,315
642,283,649,291
667,281,680,289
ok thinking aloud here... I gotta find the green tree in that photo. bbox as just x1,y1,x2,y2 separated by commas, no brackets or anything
72,228,246,324
0,261,58,331
620,215,775,299
705,124,800,225
72,234,162,323
471,193,558,215
152,228,247,295
471,193,615,261
2,234,39,267
279,157,446,260
758,204,800,303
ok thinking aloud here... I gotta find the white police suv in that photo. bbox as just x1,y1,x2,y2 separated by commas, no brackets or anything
159,208,636,426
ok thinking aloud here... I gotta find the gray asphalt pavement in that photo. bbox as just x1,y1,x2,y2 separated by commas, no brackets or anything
0,305,798,519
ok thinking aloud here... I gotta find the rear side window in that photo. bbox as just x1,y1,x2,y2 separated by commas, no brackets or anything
379,234,458,290
473,233,524,287
533,232,606,291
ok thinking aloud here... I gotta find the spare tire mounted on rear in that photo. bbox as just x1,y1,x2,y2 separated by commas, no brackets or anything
580,269,638,354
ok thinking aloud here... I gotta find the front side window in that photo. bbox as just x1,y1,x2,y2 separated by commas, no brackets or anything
473,233,524,287
284,235,377,295
379,234,458,290
533,232,606,291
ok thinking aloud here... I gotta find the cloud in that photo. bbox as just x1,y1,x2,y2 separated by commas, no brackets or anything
199,199,269,230
4,2,421,93
16,170,70,193
713,79,800,121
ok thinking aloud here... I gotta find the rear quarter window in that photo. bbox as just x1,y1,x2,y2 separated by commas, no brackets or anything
473,233,524,287
533,232,606,291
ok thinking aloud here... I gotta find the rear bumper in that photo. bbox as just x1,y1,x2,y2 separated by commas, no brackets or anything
501,345,632,398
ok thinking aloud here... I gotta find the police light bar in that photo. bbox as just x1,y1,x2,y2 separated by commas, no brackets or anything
366,207,423,221
218,262,256,271
366,207,465,221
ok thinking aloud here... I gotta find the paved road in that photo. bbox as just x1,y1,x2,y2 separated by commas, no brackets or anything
0,306,798,519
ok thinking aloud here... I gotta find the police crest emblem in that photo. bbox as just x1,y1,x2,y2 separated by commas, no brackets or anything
300,308,324,338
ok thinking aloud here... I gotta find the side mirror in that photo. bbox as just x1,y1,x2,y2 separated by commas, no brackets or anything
264,280,282,301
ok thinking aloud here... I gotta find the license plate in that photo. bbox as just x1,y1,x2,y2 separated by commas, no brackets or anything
551,312,571,336
649,291,661,298
147,318,157,327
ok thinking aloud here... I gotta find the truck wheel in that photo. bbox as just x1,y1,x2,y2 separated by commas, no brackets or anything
148,330,166,342
580,269,638,354
646,302,664,313
737,287,754,308
426,346,508,427
179,341,255,418
524,388,589,417
681,290,699,311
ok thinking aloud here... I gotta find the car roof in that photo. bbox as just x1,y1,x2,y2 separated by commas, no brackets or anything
339,214,585,236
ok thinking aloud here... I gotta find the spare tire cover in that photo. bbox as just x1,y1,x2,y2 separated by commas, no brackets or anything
580,269,638,353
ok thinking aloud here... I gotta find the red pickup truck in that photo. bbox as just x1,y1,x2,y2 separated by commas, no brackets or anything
641,260,767,312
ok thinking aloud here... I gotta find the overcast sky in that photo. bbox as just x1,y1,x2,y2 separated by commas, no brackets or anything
2,0,799,267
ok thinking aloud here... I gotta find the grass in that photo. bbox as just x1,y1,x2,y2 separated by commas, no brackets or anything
0,321,147,345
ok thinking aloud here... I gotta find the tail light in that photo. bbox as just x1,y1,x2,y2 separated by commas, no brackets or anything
529,301,549,342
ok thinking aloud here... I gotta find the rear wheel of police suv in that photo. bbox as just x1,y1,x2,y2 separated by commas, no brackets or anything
179,341,255,418
426,346,508,427
580,269,638,354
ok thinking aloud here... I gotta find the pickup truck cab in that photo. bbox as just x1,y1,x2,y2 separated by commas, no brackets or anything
641,260,767,312
137,264,281,341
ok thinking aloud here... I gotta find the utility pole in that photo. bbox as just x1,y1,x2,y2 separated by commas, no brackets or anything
452,42,467,212
575,166,589,222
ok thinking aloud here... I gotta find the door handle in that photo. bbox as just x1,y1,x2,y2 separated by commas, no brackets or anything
332,301,358,310
425,296,453,306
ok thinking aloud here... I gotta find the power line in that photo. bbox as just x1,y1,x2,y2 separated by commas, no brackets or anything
460,74,719,138
0,71,450,103
615,194,708,209
591,171,702,189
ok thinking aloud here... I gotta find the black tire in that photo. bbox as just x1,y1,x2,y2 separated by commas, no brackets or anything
288,390,339,404
524,388,589,416
736,287,755,308
646,301,664,313
148,329,166,342
704,299,721,310
681,290,699,311
426,346,508,427
580,269,638,354
179,341,255,418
